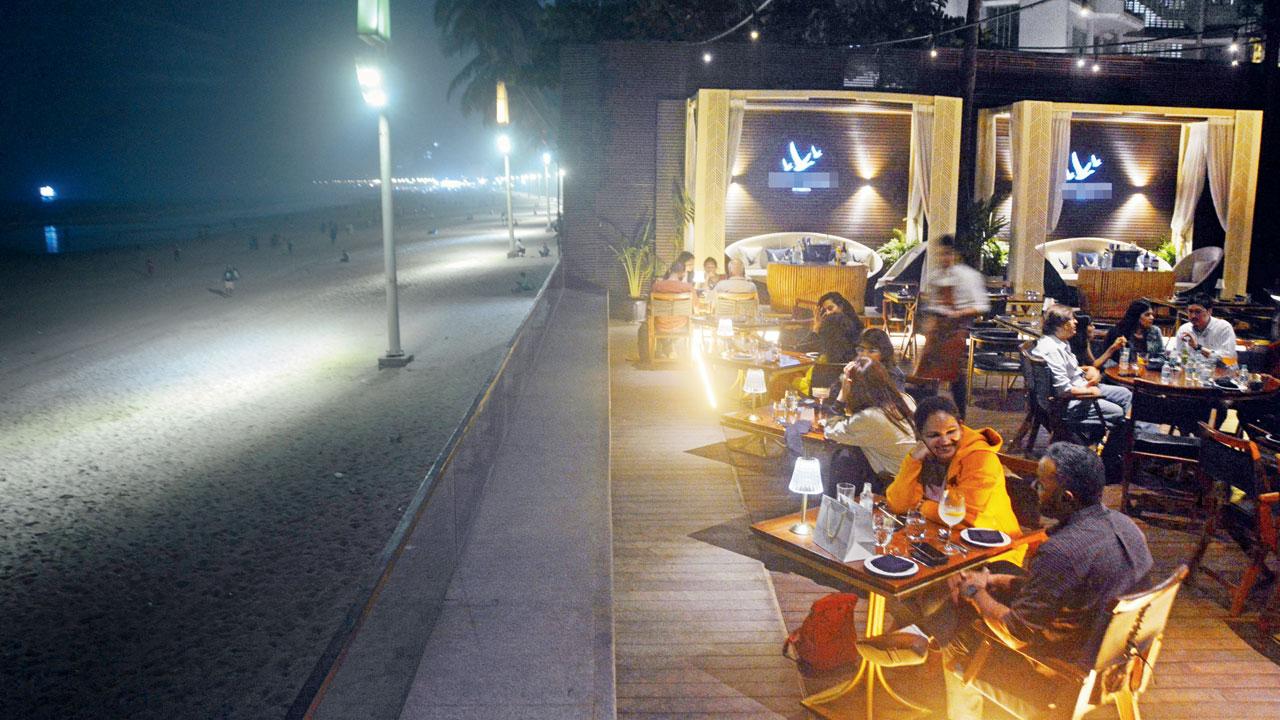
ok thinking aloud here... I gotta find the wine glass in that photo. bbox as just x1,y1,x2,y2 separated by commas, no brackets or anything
872,509,895,556
937,487,967,555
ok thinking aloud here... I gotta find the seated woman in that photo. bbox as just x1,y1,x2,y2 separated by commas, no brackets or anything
1103,299,1166,361
701,256,721,288
823,358,916,495
857,328,906,390
884,395,1025,565
793,291,864,395
1069,312,1124,369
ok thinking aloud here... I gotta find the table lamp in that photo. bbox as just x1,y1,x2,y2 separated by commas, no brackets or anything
742,368,767,414
789,456,823,535
693,269,706,285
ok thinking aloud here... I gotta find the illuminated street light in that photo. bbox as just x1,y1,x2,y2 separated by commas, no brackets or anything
498,134,516,256
356,57,411,368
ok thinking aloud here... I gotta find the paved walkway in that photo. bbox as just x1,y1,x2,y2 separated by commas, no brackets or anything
394,289,614,720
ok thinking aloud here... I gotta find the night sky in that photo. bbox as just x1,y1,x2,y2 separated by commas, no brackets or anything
0,1,495,202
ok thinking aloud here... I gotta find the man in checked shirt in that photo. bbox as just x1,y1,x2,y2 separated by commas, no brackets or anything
857,442,1153,718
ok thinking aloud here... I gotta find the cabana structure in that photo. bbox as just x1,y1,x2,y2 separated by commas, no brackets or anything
978,101,1262,300
685,90,962,307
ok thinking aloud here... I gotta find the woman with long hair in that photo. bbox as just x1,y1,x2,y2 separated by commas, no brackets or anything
883,395,1025,564
824,358,917,494
793,291,864,395
856,328,905,390
1104,300,1165,360
1069,313,1124,368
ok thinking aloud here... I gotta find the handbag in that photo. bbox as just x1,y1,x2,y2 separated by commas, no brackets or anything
812,495,874,563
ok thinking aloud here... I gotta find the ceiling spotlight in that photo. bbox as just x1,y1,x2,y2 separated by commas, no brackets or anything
702,52,712,64
750,29,760,41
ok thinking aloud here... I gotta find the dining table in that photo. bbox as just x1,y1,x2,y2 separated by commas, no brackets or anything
751,510,1045,719
1104,363,1280,429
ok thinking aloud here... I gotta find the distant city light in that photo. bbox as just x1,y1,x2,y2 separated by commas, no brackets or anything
702,52,712,64
39,185,57,201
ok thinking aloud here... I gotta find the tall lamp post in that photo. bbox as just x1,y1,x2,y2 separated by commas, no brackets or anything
496,81,516,257
498,134,515,256
542,152,552,230
356,61,412,369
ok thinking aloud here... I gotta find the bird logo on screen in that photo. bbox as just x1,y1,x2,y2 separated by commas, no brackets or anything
1065,152,1102,182
781,142,823,173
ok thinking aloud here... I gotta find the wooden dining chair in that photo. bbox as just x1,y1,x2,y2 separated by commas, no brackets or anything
952,565,1188,720
714,291,759,319
1013,341,1104,452
1120,378,1202,517
645,291,694,364
1187,422,1279,616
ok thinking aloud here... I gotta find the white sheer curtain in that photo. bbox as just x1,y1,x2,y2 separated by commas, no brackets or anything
1170,122,1208,251
975,111,996,203
1205,118,1234,231
1047,111,1072,232
724,99,746,198
907,105,935,244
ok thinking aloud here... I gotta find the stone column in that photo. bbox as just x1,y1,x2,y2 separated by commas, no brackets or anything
1006,101,1053,294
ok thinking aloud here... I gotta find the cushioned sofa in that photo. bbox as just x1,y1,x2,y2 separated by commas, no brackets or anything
724,232,884,281
1035,237,1172,287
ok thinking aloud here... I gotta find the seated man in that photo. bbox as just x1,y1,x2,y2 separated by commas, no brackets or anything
1033,304,1132,429
1173,293,1237,365
709,259,758,302
858,442,1154,718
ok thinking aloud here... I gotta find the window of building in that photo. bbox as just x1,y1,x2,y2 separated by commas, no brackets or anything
983,5,1019,48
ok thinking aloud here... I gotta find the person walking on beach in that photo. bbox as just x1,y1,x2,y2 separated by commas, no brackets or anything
223,266,240,296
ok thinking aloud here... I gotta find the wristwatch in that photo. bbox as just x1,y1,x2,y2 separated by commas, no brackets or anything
962,584,980,600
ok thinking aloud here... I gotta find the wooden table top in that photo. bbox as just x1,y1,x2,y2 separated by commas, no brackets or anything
719,410,828,442
751,511,1045,601
1103,365,1280,397
709,350,815,373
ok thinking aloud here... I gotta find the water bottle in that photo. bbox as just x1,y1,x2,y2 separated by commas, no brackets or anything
1160,361,1175,384
1120,347,1132,374
857,482,875,542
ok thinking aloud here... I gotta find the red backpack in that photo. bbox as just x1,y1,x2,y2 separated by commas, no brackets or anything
782,593,861,671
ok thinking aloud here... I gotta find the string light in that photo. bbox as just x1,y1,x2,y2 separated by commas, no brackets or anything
750,29,760,41
1079,1,1091,18
1091,62,1100,73
929,35,937,59
702,51,713,64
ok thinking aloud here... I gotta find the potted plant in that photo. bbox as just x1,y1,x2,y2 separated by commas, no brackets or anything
1152,234,1177,267
608,214,658,321
960,199,1010,278
876,227,918,268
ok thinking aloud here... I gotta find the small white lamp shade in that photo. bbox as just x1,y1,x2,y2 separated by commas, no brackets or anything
789,457,824,494
717,318,734,338
693,269,706,284
789,456,823,535
761,330,780,344
742,369,767,395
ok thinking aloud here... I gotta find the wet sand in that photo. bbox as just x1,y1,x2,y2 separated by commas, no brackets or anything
0,190,558,719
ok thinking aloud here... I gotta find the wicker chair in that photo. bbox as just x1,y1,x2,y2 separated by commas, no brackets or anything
645,291,693,363
714,291,759,319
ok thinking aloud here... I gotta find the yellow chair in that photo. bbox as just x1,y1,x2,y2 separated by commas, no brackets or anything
714,291,759,319
645,291,693,362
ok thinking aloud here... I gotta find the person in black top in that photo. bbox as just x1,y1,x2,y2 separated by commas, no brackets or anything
796,291,864,393
1104,300,1166,361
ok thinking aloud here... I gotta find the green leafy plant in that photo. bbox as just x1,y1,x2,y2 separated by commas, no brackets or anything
607,214,657,298
670,180,695,260
962,199,1010,276
1153,235,1177,267
876,227,918,268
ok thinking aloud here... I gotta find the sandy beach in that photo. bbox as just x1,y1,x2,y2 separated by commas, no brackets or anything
0,190,558,719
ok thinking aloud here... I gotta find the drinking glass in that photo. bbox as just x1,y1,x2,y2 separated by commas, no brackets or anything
872,509,895,556
904,506,926,542
836,483,857,509
938,487,967,555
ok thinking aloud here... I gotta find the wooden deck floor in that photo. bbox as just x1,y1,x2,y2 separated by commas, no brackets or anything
609,323,1279,719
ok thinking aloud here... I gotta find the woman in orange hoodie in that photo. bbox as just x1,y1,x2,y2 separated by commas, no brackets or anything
884,395,1025,565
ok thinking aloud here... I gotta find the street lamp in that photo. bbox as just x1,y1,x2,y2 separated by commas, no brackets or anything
498,134,516,257
542,151,552,230
357,58,412,369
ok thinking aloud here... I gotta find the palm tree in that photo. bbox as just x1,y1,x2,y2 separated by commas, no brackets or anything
434,0,553,134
